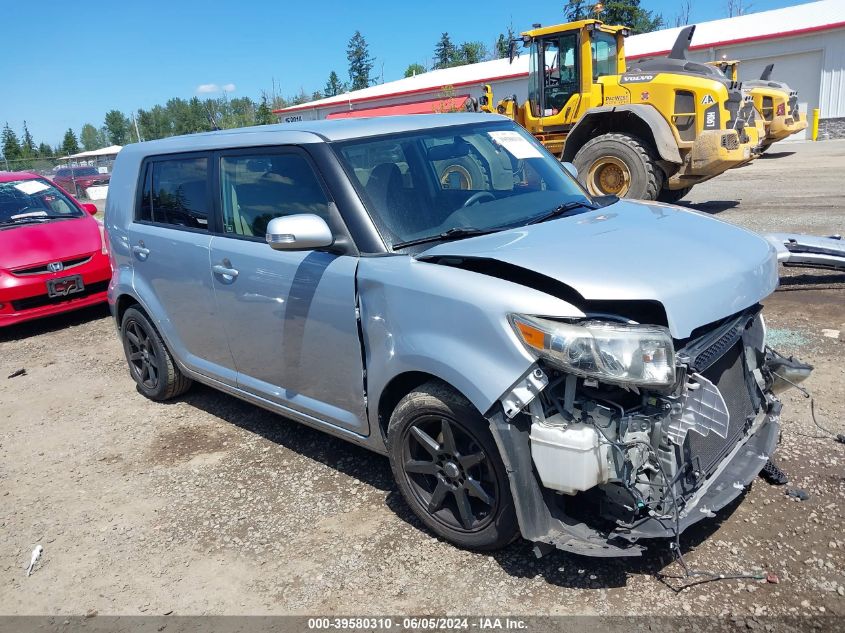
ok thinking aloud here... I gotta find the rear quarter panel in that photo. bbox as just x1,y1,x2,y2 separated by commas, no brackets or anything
104,149,142,319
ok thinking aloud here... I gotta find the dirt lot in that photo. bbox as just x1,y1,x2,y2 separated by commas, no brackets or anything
1,140,844,618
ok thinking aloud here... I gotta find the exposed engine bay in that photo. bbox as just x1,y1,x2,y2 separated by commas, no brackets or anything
495,306,812,556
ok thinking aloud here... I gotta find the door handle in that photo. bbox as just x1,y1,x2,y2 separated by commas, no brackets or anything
212,264,239,279
131,245,150,260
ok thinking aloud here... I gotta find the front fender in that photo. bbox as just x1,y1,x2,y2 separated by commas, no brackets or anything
357,256,583,428
562,105,682,165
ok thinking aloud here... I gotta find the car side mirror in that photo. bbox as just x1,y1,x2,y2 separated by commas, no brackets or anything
562,162,578,180
266,214,333,251
82,203,98,215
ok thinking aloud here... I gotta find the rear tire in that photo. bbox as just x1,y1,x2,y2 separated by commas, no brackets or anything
121,306,192,401
656,186,692,204
387,380,518,551
572,133,663,200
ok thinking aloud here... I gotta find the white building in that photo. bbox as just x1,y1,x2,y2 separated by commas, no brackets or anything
276,0,845,140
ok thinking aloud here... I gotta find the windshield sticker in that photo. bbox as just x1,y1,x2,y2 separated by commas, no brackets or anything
488,131,543,159
14,180,50,195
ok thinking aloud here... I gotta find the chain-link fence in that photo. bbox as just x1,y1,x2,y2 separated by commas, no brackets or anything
1,153,116,200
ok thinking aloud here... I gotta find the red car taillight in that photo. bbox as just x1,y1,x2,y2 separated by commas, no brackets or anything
776,102,786,117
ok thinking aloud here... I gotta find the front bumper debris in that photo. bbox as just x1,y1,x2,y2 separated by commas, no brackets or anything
764,233,845,272
616,410,779,542
490,406,780,557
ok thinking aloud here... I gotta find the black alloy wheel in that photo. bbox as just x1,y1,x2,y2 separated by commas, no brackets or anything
124,319,159,390
120,306,192,401
387,381,518,550
401,415,499,532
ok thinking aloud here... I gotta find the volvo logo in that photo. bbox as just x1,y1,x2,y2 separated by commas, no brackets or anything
47,261,64,272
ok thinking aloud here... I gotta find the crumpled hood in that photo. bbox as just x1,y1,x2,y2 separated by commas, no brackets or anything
420,200,779,338
0,217,101,271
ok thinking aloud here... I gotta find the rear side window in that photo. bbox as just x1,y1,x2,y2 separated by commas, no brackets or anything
136,157,209,230
219,152,330,238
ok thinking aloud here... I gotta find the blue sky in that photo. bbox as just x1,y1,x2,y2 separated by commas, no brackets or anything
2,0,804,147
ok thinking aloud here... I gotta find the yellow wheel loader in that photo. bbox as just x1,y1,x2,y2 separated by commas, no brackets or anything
630,25,801,154
476,20,758,202
711,61,808,151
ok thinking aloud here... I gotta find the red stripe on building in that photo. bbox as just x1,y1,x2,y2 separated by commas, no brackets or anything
274,72,524,114
326,95,470,118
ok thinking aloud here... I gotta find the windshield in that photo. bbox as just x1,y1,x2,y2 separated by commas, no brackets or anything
72,167,100,176
0,178,84,227
333,122,590,249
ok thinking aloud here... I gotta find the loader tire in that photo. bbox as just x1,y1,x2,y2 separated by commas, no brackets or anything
656,186,691,204
572,133,663,200
437,153,490,191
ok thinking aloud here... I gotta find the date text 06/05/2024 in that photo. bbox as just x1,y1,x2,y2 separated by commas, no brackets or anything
306,617,528,630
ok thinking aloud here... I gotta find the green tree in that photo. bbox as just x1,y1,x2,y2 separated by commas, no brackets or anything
347,31,374,90
495,23,517,59
255,95,276,125
459,41,488,65
104,110,130,145
80,123,101,151
404,63,427,78
564,0,590,20
62,128,80,155
224,96,257,128
291,88,310,106
38,142,53,157
565,0,663,33
137,105,172,140
2,123,21,162
324,71,345,96
21,121,36,156
434,32,458,69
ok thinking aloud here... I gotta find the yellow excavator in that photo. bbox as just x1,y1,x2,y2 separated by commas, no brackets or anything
476,19,760,202
710,60,808,152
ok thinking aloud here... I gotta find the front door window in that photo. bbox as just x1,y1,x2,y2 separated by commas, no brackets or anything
220,153,331,238
541,34,579,117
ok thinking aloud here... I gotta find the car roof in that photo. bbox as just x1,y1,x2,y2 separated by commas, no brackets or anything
119,113,507,159
0,171,40,183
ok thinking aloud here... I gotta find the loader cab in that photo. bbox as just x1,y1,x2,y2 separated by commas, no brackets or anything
523,21,627,134
714,60,739,82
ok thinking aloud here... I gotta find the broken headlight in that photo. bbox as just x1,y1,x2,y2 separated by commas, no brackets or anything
510,314,676,387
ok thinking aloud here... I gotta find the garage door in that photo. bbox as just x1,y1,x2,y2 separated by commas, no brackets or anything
715,48,822,140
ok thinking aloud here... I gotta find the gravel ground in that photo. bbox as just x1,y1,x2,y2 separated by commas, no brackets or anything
1,140,844,618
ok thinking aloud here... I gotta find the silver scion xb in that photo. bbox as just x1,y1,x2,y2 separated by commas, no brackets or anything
105,114,811,557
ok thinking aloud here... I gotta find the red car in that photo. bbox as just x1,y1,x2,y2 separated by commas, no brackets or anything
53,166,110,198
0,172,111,327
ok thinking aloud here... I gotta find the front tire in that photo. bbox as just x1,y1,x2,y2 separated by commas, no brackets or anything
121,306,192,401
656,186,691,204
387,381,518,551
572,133,663,200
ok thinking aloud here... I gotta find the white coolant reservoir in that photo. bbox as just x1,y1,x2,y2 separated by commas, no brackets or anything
529,416,610,495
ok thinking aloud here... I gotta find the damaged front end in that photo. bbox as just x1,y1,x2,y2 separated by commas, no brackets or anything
490,307,811,557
